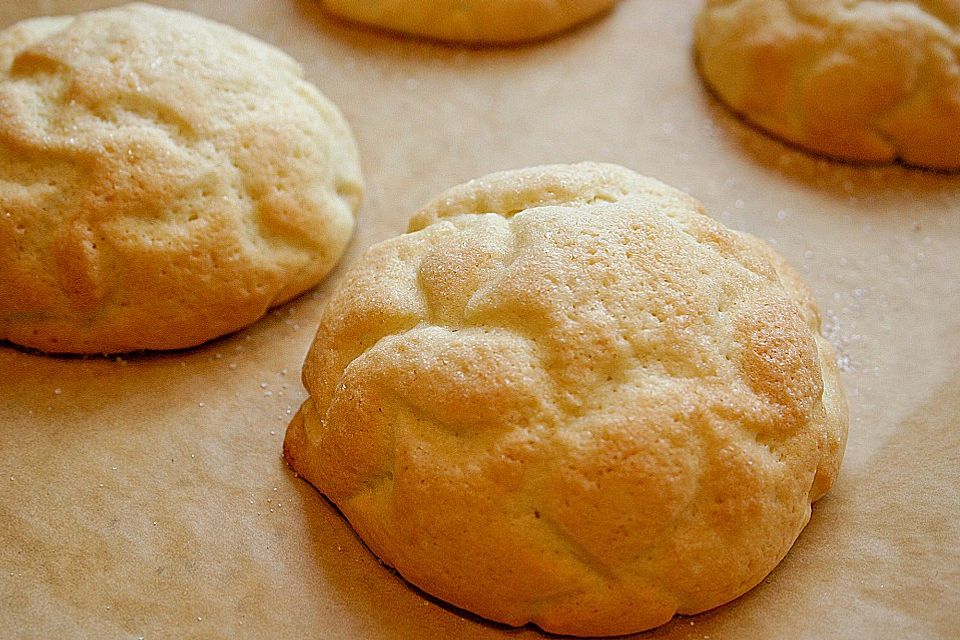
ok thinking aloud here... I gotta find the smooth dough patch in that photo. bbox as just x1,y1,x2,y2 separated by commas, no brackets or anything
322,0,620,44
284,163,848,636
0,3,362,353
696,0,960,169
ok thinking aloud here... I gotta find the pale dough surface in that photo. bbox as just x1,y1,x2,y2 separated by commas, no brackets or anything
0,3,362,353
696,0,960,169
285,163,848,636
322,0,619,43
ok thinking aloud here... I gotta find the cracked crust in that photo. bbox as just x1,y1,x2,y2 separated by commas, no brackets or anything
284,163,848,636
321,0,619,44
695,0,960,169
0,3,362,353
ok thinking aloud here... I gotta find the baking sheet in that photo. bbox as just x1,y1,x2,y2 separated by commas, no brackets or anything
1,1,958,638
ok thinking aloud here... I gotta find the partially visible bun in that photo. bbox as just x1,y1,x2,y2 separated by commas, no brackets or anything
696,0,960,169
285,163,848,636
0,3,362,353
322,0,619,44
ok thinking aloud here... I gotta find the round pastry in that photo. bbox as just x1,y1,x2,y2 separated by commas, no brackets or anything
284,163,848,636
0,3,362,353
695,0,960,170
321,0,619,44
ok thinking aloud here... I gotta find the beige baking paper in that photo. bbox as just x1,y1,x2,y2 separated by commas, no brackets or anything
1,1,958,638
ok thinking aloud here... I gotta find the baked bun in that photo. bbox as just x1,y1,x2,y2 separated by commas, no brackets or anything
284,163,847,636
695,0,960,170
321,0,619,44
0,3,362,353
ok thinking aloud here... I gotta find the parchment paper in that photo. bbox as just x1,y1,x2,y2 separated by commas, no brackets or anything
1,1,958,638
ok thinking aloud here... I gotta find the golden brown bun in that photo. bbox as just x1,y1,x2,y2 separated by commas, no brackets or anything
695,0,960,170
321,0,619,44
285,163,847,636
0,3,362,353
